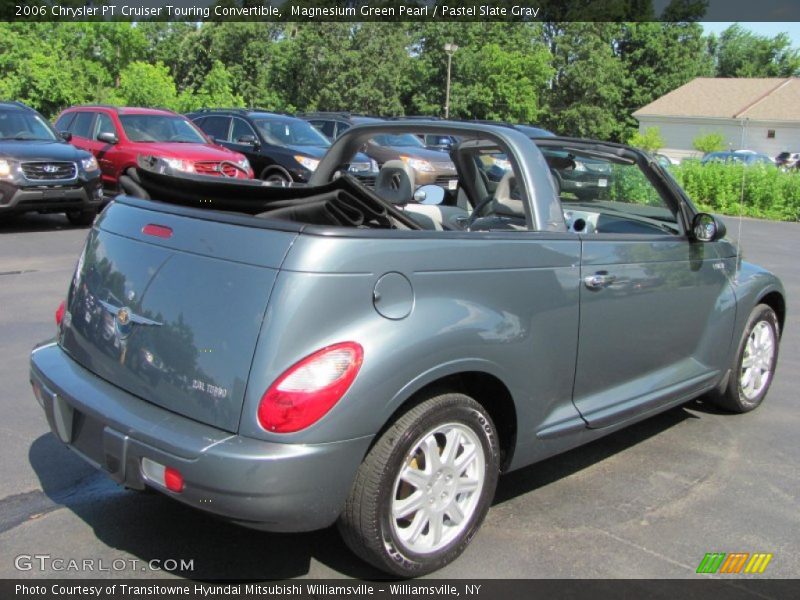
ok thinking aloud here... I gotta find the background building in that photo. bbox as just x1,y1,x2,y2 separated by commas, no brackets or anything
633,77,800,160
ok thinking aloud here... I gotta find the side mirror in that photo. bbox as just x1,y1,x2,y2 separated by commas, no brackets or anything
237,135,258,147
97,132,118,145
59,131,72,142
413,184,445,205
692,213,726,242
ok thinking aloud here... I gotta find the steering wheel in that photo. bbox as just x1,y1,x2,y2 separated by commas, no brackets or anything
464,196,497,230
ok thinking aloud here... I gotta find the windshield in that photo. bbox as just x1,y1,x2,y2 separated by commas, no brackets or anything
371,133,426,148
0,110,57,141
119,115,208,143
253,118,330,147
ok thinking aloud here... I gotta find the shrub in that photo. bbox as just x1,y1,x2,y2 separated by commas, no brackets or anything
671,162,800,221
693,132,726,154
628,127,665,153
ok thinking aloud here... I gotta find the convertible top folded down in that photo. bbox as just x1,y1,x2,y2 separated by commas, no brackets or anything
130,156,421,230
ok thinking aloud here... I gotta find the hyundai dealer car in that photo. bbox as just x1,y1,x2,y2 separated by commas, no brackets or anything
54,105,253,197
188,108,377,186
0,101,103,225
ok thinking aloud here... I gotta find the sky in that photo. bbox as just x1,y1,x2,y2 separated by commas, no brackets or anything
702,22,800,47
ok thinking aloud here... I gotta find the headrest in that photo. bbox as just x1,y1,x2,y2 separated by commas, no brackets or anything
374,159,416,206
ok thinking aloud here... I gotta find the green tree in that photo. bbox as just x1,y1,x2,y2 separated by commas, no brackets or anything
408,22,551,121
116,62,178,109
619,22,714,135
544,22,628,140
629,127,665,152
715,24,800,77
177,61,244,112
693,132,726,153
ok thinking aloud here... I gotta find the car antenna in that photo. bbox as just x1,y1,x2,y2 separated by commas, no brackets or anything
735,118,749,283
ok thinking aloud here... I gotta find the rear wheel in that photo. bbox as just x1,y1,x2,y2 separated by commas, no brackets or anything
338,392,499,577
709,304,780,413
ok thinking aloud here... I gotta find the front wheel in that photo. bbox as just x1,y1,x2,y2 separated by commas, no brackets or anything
709,304,780,413
260,168,291,187
338,392,500,577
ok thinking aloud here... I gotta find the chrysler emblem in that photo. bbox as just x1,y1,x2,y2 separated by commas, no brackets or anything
98,300,162,340
116,307,130,327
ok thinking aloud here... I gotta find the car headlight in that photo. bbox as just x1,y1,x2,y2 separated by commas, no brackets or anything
81,156,99,172
236,157,250,172
0,159,12,179
162,158,195,173
401,156,435,173
573,161,587,172
295,155,319,172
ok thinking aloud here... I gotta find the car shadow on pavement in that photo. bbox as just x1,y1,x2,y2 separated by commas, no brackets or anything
493,404,698,505
28,404,699,581
28,434,386,580
0,213,89,234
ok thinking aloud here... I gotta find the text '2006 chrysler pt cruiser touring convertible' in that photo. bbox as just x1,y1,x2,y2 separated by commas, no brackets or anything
30,122,785,576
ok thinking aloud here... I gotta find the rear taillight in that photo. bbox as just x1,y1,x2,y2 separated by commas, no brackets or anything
142,224,173,239
258,342,363,433
55,300,66,327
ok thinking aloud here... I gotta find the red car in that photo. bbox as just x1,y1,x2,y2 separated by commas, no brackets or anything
54,106,253,198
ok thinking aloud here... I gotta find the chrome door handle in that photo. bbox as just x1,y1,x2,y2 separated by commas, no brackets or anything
584,272,617,290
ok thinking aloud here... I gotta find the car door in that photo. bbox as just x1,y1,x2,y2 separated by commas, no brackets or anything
92,112,122,191
567,151,736,429
66,111,96,153
227,117,263,173
194,115,231,146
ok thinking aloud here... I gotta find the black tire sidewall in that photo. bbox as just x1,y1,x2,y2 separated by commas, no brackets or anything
728,305,780,411
374,396,499,576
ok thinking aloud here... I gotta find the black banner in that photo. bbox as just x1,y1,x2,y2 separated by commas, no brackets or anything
3,0,800,22
3,579,799,600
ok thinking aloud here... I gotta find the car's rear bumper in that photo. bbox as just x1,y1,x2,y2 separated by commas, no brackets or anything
29,342,372,532
0,179,103,214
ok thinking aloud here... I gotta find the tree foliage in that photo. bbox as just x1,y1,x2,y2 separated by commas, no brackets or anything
629,127,665,152
716,24,800,78
0,21,797,146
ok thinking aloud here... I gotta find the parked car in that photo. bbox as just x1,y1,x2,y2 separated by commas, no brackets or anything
31,121,785,577
653,153,679,168
54,105,253,198
187,108,377,186
701,150,774,166
300,112,458,187
0,101,102,225
775,151,800,170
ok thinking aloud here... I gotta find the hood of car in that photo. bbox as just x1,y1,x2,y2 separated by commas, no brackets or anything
131,142,244,161
383,146,455,164
0,140,90,161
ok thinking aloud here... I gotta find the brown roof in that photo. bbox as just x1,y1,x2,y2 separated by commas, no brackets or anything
633,77,800,121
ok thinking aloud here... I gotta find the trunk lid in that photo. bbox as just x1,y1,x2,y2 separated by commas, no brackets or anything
59,199,298,432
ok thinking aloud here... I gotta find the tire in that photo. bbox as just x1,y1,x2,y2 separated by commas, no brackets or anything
260,168,291,187
708,304,780,413
65,209,97,227
338,392,500,577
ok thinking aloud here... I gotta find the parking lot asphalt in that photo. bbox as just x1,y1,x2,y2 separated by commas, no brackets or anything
0,211,797,580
